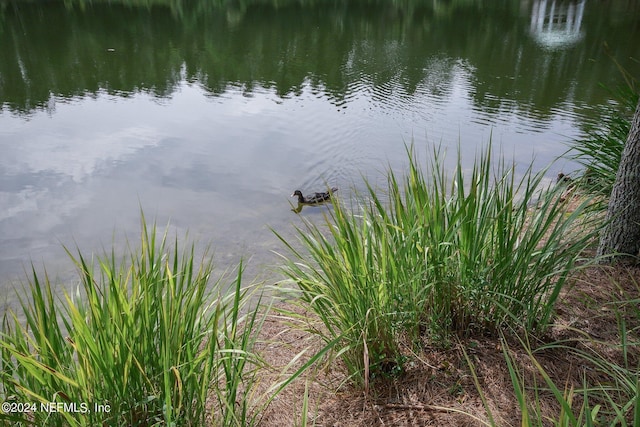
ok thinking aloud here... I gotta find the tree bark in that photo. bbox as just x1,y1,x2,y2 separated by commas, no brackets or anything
597,97,640,263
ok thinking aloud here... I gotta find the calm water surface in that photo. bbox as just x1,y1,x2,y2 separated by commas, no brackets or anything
1,0,639,305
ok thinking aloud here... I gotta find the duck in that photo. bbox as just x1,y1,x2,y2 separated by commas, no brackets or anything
557,173,575,202
291,187,338,205
557,173,573,184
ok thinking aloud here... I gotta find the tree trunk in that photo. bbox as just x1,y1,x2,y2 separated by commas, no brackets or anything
597,97,640,263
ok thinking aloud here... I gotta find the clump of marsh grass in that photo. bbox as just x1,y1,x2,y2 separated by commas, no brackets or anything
0,217,264,426
568,86,638,198
276,145,596,386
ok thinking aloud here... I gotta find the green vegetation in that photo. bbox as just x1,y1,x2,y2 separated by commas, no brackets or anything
569,86,639,198
0,218,264,426
275,145,598,386
2,100,639,424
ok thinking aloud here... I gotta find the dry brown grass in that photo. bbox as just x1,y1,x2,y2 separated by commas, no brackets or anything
250,263,640,426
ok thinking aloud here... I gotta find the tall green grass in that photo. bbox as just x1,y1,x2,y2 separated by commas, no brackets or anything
568,87,638,198
276,146,596,386
0,218,263,426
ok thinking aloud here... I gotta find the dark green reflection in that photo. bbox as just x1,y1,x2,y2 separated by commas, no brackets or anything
1,0,639,120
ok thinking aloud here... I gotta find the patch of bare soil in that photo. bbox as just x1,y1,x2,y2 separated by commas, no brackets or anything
252,264,640,426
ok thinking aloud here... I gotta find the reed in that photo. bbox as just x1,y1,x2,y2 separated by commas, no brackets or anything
276,145,596,385
0,217,263,426
568,87,638,198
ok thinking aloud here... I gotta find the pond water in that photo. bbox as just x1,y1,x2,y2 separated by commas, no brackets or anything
1,0,639,304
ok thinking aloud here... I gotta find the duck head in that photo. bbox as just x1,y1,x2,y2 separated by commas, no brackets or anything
291,190,305,203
